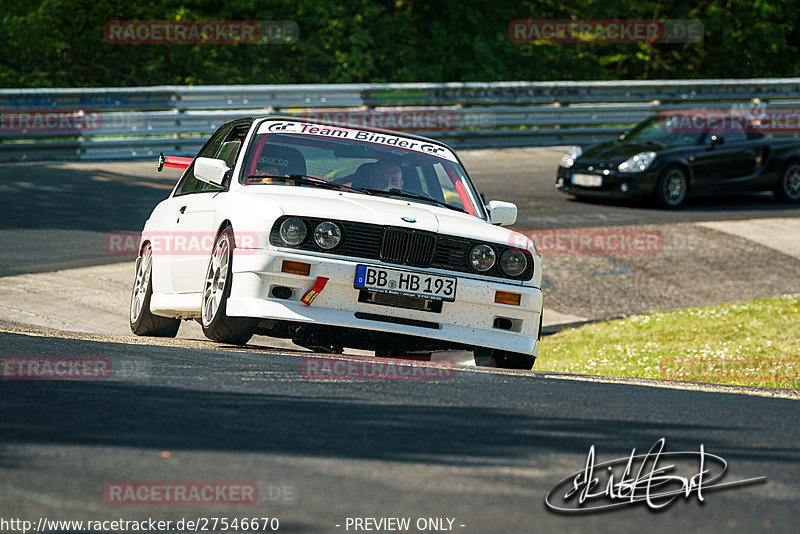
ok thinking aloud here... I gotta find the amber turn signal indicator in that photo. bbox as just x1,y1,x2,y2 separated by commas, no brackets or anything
281,260,311,276
494,291,521,306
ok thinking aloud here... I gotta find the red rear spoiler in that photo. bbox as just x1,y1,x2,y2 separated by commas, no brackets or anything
157,152,193,172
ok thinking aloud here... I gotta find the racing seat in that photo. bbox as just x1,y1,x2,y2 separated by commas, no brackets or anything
401,167,423,195
256,145,307,176
348,162,376,189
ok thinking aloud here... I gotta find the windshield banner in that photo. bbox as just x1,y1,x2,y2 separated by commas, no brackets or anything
256,120,458,162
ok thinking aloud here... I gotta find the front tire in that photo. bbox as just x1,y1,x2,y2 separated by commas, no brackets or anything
200,226,257,345
129,242,180,337
774,161,800,202
654,166,688,209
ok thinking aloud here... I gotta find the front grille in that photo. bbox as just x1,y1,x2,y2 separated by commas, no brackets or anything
381,228,407,263
380,229,436,267
270,216,534,281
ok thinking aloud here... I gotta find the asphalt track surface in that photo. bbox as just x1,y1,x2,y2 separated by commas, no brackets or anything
2,326,798,533
1,150,799,533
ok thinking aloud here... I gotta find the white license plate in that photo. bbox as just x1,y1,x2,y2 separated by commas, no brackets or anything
572,173,603,187
354,265,456,302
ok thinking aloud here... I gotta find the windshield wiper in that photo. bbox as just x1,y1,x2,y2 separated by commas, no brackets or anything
245,173,372,195
362,188,467,213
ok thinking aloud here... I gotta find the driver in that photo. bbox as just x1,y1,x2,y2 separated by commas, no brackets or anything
369,159,403,191
255,164,280,176
247,164,283,184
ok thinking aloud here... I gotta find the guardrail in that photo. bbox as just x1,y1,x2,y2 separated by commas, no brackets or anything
2,79,800,161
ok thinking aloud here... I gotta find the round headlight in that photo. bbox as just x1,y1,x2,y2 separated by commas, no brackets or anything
279,217,307,246
314,221,341,250
469,244,496,272
500,249,527,277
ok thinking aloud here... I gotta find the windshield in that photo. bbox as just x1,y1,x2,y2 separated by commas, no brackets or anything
623,116,703,147
240,120,486,218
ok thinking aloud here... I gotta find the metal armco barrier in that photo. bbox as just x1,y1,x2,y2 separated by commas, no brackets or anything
1,79,799,161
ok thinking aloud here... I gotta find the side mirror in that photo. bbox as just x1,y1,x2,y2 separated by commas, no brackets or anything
708,134,725,148
486,200,517,226
194,157,230,186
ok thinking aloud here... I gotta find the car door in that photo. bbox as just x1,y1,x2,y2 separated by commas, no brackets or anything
171,124,250,294
167,125,231,294
689,124,759,188
145,194,186,296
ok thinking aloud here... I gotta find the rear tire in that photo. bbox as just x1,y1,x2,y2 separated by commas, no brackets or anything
200,226,257,345
655,166,688,209
774,161,800,202
129,242,180,337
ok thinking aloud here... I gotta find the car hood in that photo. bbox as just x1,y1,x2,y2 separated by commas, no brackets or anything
580,140,663,162
240,186,531,249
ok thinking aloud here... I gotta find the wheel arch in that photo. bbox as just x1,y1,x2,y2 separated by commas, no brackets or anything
658,159,694,187
780,156,800,170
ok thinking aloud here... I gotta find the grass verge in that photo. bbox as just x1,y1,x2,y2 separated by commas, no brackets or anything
538,295,800,389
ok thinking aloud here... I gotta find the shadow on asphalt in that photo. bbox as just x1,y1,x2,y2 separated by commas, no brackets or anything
1,333,797,469
0,163,176,232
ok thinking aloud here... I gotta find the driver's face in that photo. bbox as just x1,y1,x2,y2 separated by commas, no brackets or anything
372,163,403,190
255,165,279,176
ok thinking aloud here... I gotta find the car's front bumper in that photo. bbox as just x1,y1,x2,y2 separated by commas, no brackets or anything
555,166,657,198
226,250,543,355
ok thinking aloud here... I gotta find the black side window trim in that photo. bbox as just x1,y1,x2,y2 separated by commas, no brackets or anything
172,124,233,197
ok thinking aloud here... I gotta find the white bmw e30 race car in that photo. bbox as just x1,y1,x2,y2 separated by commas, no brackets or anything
129,117,543,369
